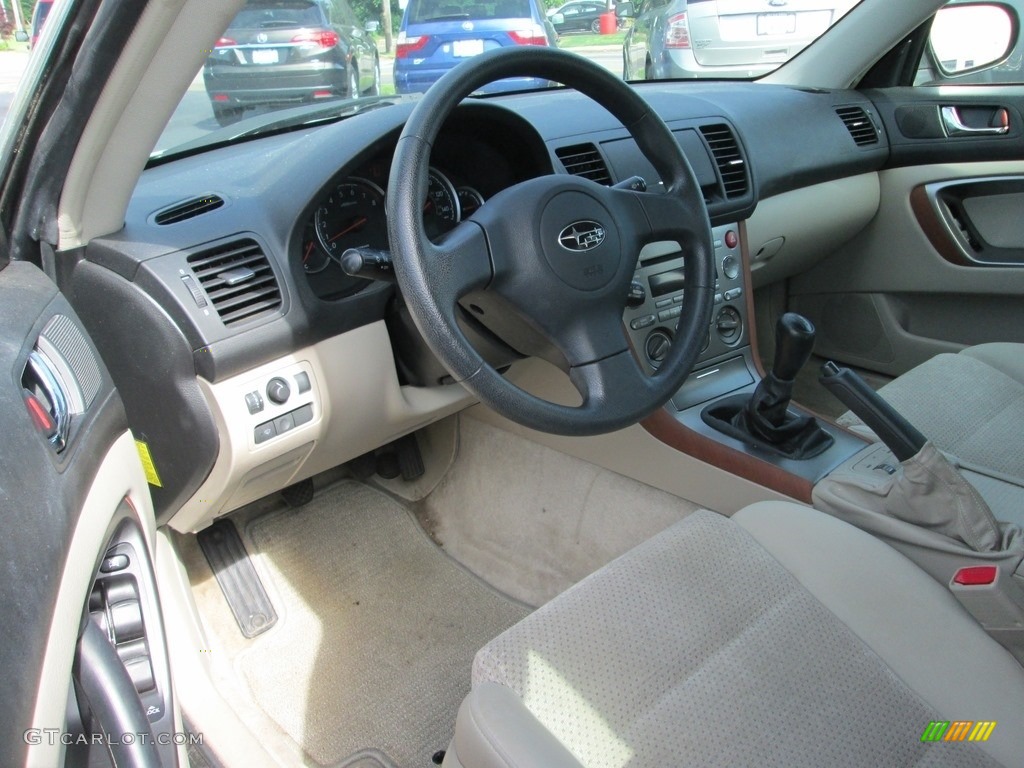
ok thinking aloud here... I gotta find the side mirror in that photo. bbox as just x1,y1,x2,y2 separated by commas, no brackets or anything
617,2,633,18
550,12,564,24
14,30,28,43
364,20,380,33
929,3,1016,76
398,0,409,10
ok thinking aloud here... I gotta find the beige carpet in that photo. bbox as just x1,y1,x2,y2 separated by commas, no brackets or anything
418,416,703,607
235,481,529,768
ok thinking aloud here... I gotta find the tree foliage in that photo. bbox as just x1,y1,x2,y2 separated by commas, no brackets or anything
349,0,400,33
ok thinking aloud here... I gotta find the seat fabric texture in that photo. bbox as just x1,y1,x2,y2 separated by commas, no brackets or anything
837,343,1024,479
452,503,1024,768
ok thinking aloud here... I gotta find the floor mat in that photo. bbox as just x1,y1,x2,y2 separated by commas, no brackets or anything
419,415,701,607
237,481,529,768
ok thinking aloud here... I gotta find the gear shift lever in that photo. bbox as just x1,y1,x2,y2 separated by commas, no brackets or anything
773,313,816,383
747,313,816,429
701,312,833,459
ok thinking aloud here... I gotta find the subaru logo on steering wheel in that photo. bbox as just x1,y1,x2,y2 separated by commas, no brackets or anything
558,221,606,252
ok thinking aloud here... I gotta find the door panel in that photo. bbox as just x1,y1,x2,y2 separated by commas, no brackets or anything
914,176,1024,265
788,80,1024,377
0,261,176,768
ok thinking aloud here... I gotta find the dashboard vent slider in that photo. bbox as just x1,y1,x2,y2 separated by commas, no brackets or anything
836,106,879,146
699,124,749,199
187,239,282,327
555,143,612,185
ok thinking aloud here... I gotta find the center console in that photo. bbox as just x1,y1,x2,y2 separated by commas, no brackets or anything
624,223,747,375
626,223,867,485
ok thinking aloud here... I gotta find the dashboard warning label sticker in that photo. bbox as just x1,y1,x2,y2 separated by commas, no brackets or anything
134,439,163,487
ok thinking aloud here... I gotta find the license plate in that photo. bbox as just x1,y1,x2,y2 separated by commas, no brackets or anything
251,48,279,64
757,12,796,36
452,39,484,57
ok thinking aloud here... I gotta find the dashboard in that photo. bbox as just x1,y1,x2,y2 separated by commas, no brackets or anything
78,81,893,530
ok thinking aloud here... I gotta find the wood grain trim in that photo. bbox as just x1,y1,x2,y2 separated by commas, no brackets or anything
739,220,765,377
641,408,813,502
640,222,813,504
909,184,972,266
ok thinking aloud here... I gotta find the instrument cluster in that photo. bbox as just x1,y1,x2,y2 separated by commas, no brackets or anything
301,160,486,301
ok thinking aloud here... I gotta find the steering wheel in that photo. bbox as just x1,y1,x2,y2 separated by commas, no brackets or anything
387,47,715,436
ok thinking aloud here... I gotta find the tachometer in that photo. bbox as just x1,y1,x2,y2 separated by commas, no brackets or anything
315,178,387,257
423,168,460,240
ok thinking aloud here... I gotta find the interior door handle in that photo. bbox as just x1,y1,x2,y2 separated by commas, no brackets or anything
941,106,1010,137
26,349,71,452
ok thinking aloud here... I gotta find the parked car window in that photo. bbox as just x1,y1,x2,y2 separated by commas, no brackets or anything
229,3,324,28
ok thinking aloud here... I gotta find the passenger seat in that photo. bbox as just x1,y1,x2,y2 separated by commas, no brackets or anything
838,343,1024,480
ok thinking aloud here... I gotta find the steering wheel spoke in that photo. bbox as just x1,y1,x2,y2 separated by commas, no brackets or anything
427,220,494,309
570,347,653,416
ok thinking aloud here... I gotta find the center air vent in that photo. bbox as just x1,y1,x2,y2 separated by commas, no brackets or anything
153,195,225,225
836,106,879,147
699,124,749,200
555,143,611,185
186,239,281,327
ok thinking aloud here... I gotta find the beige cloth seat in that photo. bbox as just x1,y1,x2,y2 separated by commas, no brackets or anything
444,502,1024,768
837,343,1024,480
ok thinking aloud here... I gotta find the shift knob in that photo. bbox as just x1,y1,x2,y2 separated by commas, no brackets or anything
773,313,816,382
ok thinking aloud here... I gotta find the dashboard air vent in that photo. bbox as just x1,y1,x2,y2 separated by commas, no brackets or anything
555,143,611,185
186,239,281,326
836,106,879,146
699,124,748,199
154,195,225,225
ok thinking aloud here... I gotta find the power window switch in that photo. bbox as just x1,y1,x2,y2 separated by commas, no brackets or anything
254,421,276,444
295,371,311,394
110,599,145,643
245,391,264,414
124,656,156,693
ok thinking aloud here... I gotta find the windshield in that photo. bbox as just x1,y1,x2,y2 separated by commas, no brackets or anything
153,0,862,160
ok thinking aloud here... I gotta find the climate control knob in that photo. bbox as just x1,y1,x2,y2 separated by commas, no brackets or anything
645,330,672,365
266,377,291,405
715,307,742,345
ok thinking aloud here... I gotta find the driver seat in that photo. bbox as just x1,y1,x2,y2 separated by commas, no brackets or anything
444,502,1024,767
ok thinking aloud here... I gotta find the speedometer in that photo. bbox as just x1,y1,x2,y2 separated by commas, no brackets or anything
315,178,387,257
423,168,460,240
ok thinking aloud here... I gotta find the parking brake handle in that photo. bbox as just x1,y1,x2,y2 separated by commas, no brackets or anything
819,361,926,462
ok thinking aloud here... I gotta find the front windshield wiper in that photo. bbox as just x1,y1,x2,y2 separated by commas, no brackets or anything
148,96,406,166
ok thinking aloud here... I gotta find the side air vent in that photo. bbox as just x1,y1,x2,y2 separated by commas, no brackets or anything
153,195,225,225
555,143,612,185
699,124,749,199
186,239,281,326
836,106,879,146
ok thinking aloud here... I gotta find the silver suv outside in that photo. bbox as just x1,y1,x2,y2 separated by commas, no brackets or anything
623,0,857,80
